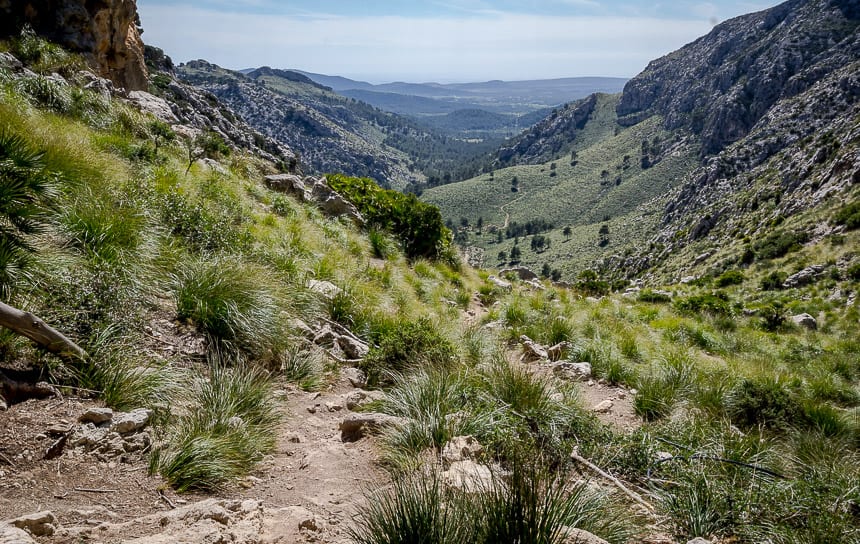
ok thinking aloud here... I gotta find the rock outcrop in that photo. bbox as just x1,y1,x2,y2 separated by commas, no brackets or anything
0,0,148,90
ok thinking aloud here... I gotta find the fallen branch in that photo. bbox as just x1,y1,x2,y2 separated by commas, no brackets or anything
0,450,13,466
0,300,86,359
570,449,655,513
158,489,177,509
73,487,116,494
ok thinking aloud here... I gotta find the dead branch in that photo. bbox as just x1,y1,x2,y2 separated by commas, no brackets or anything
0,300,86,359
570,449,655,513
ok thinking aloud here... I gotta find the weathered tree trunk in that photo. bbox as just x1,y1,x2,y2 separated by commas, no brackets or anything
0,300,86,359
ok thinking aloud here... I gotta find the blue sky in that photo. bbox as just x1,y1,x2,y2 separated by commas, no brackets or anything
137,1,779,82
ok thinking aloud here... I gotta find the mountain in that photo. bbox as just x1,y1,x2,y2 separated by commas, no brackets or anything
176,61,502,189
425,0,860,282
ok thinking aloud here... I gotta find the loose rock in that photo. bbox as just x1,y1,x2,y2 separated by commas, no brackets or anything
442,460,493,493
7,512,57,537
110,408,152,434
553,362,593,381
791,313,817,330
559,527,610,544
78,407,113,425
441,436,483,466
339,413,404,441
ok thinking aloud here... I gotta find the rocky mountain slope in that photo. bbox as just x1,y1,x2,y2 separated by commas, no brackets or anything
428,0,860,281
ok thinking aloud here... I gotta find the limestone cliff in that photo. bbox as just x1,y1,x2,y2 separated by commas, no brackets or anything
0,0,148,91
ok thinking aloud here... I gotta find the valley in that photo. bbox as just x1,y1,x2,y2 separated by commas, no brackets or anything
0,0,858,543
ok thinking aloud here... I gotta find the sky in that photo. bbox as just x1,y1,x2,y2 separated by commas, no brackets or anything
137,0,779,83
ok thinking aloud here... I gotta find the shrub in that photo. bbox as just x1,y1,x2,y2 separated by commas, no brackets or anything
361,317,457,386
832,201,860,230
674,292,733,316
758,303,787,332
575,270,609,296
348,470,474,544
753,230,808,260
327,174,451,260
638,289,671,303
846,262,860,281
726,378,802,430
714,269,744,287
0,128,57,297
760,271,787,290
61,190,145,264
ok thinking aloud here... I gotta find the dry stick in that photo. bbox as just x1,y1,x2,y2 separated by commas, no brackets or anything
73,487,117,494
318,317,374,348
0,300,86,359
570,450,655,513
0,450,13,466
158,490,177,509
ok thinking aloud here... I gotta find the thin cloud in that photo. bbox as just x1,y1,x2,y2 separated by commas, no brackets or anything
138,4,715,81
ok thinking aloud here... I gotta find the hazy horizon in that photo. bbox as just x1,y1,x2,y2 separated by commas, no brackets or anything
138,1,779,83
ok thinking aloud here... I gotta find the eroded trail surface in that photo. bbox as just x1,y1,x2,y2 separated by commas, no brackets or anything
0,375,385,544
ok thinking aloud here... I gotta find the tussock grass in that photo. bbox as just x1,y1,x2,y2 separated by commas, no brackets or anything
150,363,280,491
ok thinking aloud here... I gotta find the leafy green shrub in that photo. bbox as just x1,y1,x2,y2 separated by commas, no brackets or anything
638,289,671,303
760,270,787,290
714,269,744,287
758,302,787,332
327,174,451,260
361,317,456,386
158,189,251,252
574,270,609,296
832,201,860,230
0,128,57,297
170,257,280,358
726,378,802,430
150,364,280,491
674,291,732,316
846,262,860,281
753,230,808,260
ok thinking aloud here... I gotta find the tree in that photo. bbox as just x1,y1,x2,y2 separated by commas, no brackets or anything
148,119,175,157
498,250,507,262
476,216,483,233
550,269,562,281
563,226,572,239
509,246,522,263
541,263,551,278
598,224,610,247
185,130,230,175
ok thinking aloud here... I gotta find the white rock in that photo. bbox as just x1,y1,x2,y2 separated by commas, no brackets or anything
441,436,483,465
78,407,113,425
553,361,592,381
442,460,493,493
7,512,57,537
110,408,152,434
592,400,613,413
558,527,609,544
0,524,37,544
791,313,817,330
308,279,342,300
339,413,404,441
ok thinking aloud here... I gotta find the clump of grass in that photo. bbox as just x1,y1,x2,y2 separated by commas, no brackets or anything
726,377,802,431
170,256,280,358
150,363,280,491
634,350,695,421
60,189,146,264
71,325,175,412
368,228,397,259
349,469,474,544
277,343,324,391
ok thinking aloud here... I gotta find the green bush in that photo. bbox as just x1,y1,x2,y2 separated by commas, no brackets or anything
760,270,787,290
846,262,860,281
638,289,671,303
674,291,733,316
726,378,802,430
832,201,860,230
361,317,457,386
714,269,744,287
574,270,609,296
150,364,280,491
753,230,808,260
327,174,451,260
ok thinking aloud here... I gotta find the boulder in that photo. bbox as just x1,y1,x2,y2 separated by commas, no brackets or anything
791,313,817,330
0,524,37,544
265,174,307,198
686,539,712,544
337,335,369,360
783,265,826,288
487,275,513,290
341,367,367,389
110,408,152,434
308,280,342,300
441,436,483,465
559,527,609,544
127,90,178,123
519,335,548,362
6,512,57,537
442,460,493,493
345,389,386,410
553,362,593,381
339,413,404,441
78,407,113,425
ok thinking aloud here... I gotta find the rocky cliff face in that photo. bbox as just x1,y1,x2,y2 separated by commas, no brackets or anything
0,0,147,91
617,0,860,155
